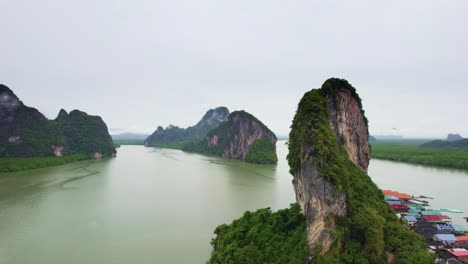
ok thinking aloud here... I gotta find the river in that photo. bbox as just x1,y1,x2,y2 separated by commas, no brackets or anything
0,141,467,263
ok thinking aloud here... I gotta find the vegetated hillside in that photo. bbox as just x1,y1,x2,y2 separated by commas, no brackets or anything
184,110,278,164
144,107,230,148
0,84,116,171
371,140,468,170
421,138,468,148
208,204,308,264
447,133,463,141
207,78,432,264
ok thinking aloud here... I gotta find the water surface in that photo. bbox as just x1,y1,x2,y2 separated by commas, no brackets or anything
0,142,467,263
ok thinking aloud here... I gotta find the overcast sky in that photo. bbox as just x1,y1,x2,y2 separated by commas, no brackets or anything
1,1,467,138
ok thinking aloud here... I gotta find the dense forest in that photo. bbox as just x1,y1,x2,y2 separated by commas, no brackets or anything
245,137,278,164
208,204,308,264
421,138,468,148
371,140,468,170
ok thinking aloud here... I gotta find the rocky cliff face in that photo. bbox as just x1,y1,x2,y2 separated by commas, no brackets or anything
145,107,230,147
326,87,370,171
0,84,115,158
195,111,278,163
288,78,371,254
290,79,370,254
288,79,432,263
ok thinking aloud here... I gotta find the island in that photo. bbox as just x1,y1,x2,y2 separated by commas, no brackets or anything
0,84,116,172
145,107,278,164
207,78,432,263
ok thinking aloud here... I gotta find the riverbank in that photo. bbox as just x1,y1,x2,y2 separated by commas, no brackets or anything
0,154,91,173
371,140,468,170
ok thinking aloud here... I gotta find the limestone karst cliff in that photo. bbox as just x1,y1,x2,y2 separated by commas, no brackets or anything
206,78,432,263
144,107,230,148
185,110,278,164
287,78,432,263
0,84,115,158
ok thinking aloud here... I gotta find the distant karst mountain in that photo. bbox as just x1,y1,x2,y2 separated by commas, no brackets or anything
0,84,115,158
145,107,277,164
421,138,468,148
184,110,278,164
112,133,149,140
144,107,230,148
447,133,463,141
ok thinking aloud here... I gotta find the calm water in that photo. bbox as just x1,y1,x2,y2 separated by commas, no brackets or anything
0,141,467,263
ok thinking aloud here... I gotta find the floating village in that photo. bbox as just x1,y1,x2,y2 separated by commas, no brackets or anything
383,190,468,263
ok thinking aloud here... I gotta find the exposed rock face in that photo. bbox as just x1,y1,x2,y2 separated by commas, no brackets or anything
293,157,347,253
92,152,102,159
52,145,65,156
145,107,230,147
289,78,370,254
193,110,278,163
0,84,116,158
327,88,370,171
447,133,463,141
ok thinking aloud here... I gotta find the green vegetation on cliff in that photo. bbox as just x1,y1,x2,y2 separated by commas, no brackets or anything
184,111,278,164
245,137,278,164
287,78,432,263
208,78,432,264
145,107,230,148
0,154,89,173
0,85,116,172
0,85,115,159
55,110,116,156
208,204,308,264
371,140,468,170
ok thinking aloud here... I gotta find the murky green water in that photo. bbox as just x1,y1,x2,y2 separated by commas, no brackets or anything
0,142,467,263
369,159,468,227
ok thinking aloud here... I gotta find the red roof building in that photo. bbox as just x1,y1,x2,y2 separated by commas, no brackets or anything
447,249,468,260
382,190,412,200
423,215,444,222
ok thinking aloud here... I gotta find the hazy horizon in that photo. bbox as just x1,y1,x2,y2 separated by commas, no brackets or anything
2,1,467,138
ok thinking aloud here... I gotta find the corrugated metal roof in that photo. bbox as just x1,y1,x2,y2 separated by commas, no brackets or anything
434,234,457,242
424,215,444,222
404,215,417,222
421,210,442,215
457,236,468,242
384,195,399,201
448,249,468,257
382,190,412,200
